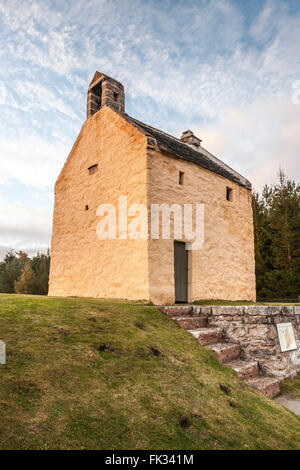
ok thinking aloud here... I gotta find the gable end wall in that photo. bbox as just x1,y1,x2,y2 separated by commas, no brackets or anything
49,106,150,300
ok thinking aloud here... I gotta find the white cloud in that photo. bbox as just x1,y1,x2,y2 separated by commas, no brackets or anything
250,0,280,43
0,135,68,188
196,97,300,191
0,197,52,259
13,80,80,120
0,81,7,104
0,0,300,254
0,0,299,123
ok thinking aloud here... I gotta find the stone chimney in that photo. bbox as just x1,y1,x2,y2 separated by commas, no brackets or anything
87,71,125,118
180,130,202,150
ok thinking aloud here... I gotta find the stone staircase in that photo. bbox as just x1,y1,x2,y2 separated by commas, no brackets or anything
160,305,280,399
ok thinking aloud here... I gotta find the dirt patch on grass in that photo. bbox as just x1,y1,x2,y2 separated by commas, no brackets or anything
97,342,115,352
150,346,162,357
220,384,230,395
7,379,42,397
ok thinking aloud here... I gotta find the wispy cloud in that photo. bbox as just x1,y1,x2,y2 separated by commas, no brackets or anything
0,0,299,257
0,135,69,188
196,97,300,191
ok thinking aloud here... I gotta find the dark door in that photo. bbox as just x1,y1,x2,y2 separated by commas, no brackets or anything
174,242,188,303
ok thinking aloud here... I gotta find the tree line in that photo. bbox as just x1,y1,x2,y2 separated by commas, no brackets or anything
253,170,300,301
0,170,299,299
0,250,50,295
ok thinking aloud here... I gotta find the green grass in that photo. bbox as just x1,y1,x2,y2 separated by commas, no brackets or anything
280,376,300,399
193,299,300,306
193,300,257,306
0,294,299,450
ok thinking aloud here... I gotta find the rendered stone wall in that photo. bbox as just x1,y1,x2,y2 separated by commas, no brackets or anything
49,106,149,300
147,148,256,305
49,104,256,304
198,306,300,379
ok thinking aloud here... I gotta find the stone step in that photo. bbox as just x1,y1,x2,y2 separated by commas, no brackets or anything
174,316,207,330
188,327,223,345
245,377,280,399
226,359,259,379
160,305,193,317
207,342,241,363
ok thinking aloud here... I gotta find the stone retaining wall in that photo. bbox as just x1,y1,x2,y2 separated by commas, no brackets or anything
193,306,300,379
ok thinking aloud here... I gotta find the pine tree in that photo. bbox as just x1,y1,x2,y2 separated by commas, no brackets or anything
14,263,36,294
252,191,272,297
0,250,50,295
253,170,300,300
30,251,51,295
266,170,300,298
0,250,29,293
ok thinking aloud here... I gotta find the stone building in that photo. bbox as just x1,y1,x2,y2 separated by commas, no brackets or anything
49,72,256,305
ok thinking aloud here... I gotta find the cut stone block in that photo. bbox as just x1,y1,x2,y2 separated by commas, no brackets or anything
160,306,192,317
189,327,223,345
245,377,280,398
207,342,241,363
226,358,259,379
174,316,207,329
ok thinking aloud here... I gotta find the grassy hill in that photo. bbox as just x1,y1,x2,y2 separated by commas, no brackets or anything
0,294,299,450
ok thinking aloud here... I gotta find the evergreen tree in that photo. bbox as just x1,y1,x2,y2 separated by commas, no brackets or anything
0,250,29,293
0,249,50,295
252,192,272,297
14,263,36,294
30,251,51,295
253,170,300,300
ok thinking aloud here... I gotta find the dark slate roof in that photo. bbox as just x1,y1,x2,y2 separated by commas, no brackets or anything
124,114,251,190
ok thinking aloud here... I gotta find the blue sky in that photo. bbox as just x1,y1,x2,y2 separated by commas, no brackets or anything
0,0,300,258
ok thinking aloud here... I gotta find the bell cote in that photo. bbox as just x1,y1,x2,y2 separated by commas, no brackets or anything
87,71,125,118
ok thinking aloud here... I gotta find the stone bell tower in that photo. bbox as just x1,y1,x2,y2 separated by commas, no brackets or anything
87,71,125,118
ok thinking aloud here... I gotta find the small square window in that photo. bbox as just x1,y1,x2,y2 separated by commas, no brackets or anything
85,205,89,211
179,171,184,185
113,92,119,102
226,187,233,202
88,164,98,175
